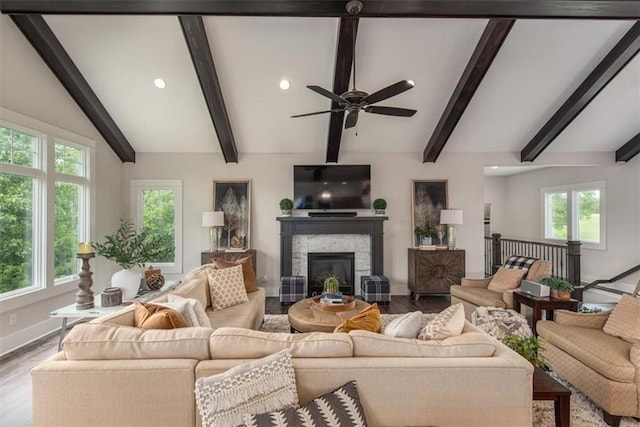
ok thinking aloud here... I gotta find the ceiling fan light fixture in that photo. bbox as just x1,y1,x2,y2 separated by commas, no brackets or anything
153,78,166,89
279,79,290,90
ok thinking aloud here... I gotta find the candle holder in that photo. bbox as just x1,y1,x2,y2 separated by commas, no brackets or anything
76,252,96,309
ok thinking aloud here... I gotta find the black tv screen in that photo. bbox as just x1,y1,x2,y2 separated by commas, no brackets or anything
293,165,371,210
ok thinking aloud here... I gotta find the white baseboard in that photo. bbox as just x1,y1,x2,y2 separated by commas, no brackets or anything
0,317,81,358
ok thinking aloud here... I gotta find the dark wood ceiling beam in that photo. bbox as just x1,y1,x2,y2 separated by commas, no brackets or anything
3,1,639,19
521,21,640,162
615,132,640,162
326,17,357,164
423,19,514,163
10,14,135,163
179,16,238,163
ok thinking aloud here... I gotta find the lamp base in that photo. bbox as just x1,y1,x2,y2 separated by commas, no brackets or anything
209,227,218,252
447,225,456,250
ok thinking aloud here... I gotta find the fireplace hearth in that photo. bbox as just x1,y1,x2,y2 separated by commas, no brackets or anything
308,252,355,296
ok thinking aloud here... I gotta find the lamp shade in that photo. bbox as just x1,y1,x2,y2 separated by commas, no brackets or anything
440,209,463,225
202,211,224,227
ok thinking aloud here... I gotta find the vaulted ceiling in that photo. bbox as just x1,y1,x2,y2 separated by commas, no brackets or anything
1,1,639,164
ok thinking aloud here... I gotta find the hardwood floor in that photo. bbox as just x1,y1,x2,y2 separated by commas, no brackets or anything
0,295,449,426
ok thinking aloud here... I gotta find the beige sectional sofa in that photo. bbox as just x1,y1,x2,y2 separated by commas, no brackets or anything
32,277,533,427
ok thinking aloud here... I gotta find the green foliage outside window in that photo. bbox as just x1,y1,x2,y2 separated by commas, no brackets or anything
141,189,175,263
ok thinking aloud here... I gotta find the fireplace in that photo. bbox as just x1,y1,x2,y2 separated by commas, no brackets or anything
308,252,355,297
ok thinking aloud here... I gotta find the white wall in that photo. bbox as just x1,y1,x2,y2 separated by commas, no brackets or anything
0,15,123,354
492,165,639,282
122,151,488,296
483,176,508,235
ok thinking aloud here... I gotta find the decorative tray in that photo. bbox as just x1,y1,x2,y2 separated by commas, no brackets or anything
311,295,356,312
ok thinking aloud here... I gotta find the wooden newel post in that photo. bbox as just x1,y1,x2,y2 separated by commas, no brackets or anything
491,233,502,274
567,240,582,300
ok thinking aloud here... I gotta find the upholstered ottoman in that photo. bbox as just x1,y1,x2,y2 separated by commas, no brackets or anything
360,275,391,304
279,276,306,304
471,306,532,339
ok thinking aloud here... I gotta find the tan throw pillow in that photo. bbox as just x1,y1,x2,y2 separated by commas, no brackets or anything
603,294,640,344
334,303,381,333
134,302,188,330
418,303,465,340
213,256,258,293
207,264,249,311
487,267,526,291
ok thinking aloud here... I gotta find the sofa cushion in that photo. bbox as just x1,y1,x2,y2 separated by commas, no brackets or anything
159,296,211,328
182,264,214,308
90,304,135,326
207,264,249,311
195,349,298,427
171,276,209,310
213,256,258,293
487,267,525,292
210,327,353,358
350,330,496,357
242,381,367,427
62,323,212,360
206,287,265,330
450,285,506,308
603,294,640,344
334,303,381,333
134,303,189,329
537,320,635,383
383,311,423,339
418,303,465,340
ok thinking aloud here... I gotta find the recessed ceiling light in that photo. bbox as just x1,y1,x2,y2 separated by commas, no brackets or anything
407,79,415,86
279,79,290,90
491,166,499,169
153,78,166,89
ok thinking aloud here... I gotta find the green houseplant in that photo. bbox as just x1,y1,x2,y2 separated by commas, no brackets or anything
415,224,438,245
539,277,574,300
373,198,387,215
279,198,293,216
502,334,547,369
322,275,341,296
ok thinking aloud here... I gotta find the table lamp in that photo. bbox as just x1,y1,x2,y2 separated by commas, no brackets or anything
440,209,463,250
202,211,225,252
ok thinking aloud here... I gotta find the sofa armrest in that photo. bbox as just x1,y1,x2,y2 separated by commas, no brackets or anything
554,310,610,329
502,287,521,309
461,277,492,288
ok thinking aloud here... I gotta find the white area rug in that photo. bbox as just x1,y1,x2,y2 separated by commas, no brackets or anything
261,314,639,427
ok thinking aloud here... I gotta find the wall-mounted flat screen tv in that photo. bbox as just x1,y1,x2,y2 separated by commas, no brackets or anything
293,165,371,210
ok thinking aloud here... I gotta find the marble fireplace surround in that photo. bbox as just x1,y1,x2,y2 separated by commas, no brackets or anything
277,216,387,295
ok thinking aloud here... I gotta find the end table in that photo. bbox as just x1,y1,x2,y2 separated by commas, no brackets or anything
513,291,578,335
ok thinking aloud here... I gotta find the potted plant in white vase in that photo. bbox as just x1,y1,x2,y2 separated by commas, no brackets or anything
93,218,174,300
373,198,387,215
279,198,293,216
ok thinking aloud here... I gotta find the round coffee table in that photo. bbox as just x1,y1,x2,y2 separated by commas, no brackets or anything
287,297,370,333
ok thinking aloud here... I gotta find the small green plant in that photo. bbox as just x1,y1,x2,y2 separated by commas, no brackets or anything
415,224,438,238
502,335,547,369
373,198,387,210
579,306,603,313
540,277,574,292
93,218,174,269
279,198,293,211
323,275,340,295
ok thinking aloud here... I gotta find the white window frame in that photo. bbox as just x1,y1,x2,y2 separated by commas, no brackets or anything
0,108,95,312
541,181,606,250
130,179,183,274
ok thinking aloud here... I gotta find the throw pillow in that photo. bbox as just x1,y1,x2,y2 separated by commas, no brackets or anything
207,264,249,311
603,294,640,344
383,311,423,339
167,294,211,328
213,256,258,293
487,267,526,292
418,303,465,340
242,381,367,427
195,349,298,427
334,303,381,333
133,302,188,330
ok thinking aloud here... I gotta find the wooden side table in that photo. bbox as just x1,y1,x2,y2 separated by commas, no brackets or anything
513,291,579,334
533,366,571,427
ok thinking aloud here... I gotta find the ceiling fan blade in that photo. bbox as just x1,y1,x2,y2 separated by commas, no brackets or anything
344,110,359,129
365,106,417,117
307,86,349,105
361,80,415,105
291,109,343,118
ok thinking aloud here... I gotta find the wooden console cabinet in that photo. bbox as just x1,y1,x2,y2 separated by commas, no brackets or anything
201,250,257,272
408,248,465,299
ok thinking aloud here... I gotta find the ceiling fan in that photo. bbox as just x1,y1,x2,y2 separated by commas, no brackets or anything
291,0,417,129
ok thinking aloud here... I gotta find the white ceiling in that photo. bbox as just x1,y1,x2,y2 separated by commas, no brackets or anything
15,16,640,158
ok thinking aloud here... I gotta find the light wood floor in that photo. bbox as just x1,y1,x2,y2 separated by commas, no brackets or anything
0,295,449,427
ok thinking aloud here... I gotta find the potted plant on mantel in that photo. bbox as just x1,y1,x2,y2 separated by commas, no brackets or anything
93,218,174,300
279,198,293,216
539,277,574,300
373,198,387,215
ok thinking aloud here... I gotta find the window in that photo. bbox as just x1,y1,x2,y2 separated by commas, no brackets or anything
130,180,182,273
542,181,605,249
0,111,93,301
